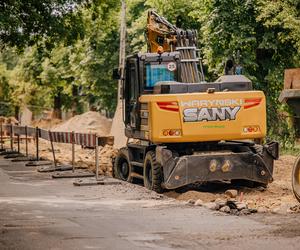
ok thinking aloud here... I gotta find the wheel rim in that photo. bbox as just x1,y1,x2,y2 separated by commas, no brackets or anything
118,160,129,180
292,157,300,201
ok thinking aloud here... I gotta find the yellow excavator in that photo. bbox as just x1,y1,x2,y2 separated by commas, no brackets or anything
113,11,278,192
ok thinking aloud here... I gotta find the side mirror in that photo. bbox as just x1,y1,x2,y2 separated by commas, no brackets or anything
112,68,121,80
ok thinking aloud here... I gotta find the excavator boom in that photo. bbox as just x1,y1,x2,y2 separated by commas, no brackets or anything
146,11,204,82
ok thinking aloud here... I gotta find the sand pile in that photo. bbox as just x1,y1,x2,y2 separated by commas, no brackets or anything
31,118,61,130
1,111,115,176
53,111,112,136
24,111,115,175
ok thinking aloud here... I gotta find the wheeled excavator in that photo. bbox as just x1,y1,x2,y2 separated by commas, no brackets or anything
113,11,278,192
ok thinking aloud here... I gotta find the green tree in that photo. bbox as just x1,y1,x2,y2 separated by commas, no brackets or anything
187,0,300,147
0,0,86,48
0,64,14,116
8,46,52,115
256,0,300,146
76,0,121,116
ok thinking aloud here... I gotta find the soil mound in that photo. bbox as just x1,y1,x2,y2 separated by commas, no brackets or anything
31,118,61,129
53,111,112,136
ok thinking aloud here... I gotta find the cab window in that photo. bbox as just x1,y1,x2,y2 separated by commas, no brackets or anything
144,62,176,89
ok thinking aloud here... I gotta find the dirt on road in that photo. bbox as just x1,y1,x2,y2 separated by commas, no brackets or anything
165,155,299,213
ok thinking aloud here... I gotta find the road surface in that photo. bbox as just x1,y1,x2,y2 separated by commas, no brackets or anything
0,157,300,250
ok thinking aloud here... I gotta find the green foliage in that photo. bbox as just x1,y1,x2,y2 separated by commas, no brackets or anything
0,0,86,48
79,0,120,114
0,64,14,116
0,0,120,116
256,0,300,148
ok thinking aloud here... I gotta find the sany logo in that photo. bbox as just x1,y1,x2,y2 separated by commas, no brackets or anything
183,107,240,122
183,98,262,122
180,98,262,122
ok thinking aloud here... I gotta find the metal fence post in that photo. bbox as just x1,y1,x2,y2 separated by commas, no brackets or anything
17,133,20,154
25,126,28,157
0,122,3,151
49,131,57,168
72,131,75,173
35,127,39,161
95,135,99,181
10,124,13,152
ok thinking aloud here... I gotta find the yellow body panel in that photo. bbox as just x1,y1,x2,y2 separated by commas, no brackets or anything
140,91,266,143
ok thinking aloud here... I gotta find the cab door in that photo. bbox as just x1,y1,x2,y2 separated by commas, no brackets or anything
124,57,140,129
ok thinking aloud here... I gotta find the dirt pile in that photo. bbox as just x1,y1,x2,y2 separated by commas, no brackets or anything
31,118,61,130
166,155,299,213
31,111,112,136
53,111,112,136
165,190,223,202
19,111,115,175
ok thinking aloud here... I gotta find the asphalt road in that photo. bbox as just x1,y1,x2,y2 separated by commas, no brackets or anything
0,157,300,250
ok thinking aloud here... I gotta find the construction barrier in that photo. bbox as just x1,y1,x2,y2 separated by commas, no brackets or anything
0,122,114,181
48,131,98,175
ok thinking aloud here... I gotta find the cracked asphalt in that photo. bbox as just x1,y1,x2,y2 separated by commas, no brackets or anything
0,157,300,250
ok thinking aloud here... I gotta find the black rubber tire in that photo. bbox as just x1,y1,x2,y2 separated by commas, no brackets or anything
143,151,163,193
113,147,132,182
292,156,300,202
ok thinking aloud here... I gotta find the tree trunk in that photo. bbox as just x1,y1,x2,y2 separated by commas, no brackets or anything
53,92,62,119
72,85,78,116
14,106,20,122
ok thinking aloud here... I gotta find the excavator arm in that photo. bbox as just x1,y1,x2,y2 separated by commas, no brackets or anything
146,11,204,82
146,11,177,53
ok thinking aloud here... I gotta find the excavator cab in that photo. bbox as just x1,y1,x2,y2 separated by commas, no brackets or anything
122,52,181,135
